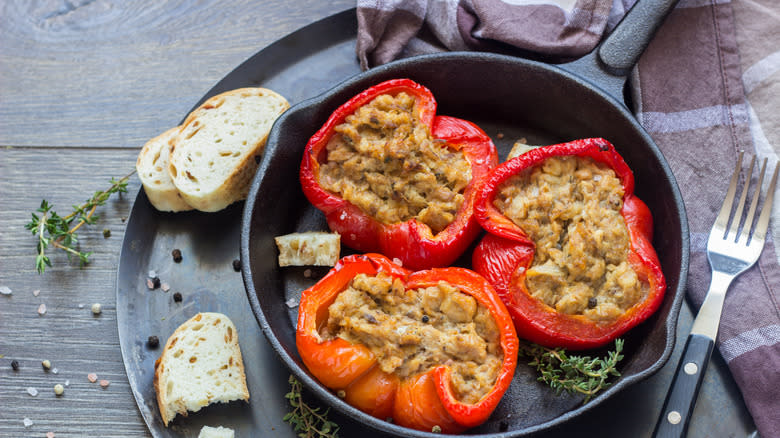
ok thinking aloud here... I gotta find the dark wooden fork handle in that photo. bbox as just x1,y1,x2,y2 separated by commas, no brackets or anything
652,334,715,437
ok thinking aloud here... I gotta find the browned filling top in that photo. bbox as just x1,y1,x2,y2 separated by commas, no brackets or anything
322,273,502,404
493,156,649,322
318,92,472,234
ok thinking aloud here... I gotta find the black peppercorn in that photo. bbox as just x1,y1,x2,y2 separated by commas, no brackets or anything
102,228,111,238
147,336,160,349
151,276,161,289
232,259,241,272
421,315,429,323
171,249,182,263
11,360,19,371
588,297,598,309
173,292,182,302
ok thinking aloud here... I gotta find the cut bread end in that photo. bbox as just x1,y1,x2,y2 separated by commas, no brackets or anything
198,425,235,438
154,312,249,426
275,232,341,266
136,126,193,212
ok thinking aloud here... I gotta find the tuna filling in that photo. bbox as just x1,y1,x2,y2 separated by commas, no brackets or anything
493,155,649,322
322,272,502,404
318,92,472,234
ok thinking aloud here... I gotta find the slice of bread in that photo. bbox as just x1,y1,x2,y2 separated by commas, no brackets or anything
136,127,194,212
275,232,341,266
168,87,290,212
154,312,249,426
506,139,542,161
198,426,235,438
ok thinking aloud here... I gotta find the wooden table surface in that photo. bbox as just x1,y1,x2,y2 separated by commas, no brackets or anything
0,1,760,437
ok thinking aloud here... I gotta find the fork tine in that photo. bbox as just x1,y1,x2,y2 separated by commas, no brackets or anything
750,160,779,246
715,151,743,238
737,157,765,244
728,155,756,242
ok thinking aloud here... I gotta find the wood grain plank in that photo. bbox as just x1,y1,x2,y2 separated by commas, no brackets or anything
0,0,354,149
0,147,150,437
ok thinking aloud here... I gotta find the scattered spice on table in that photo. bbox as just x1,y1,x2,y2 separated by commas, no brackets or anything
11,360,19,371
0,286,12,295
87,373,98,383
33,289,40,296
52,368,59,374
102,228,111,238
147,276,160,290
173,292,182,302
27,387,38,397
172,249,182,263
42,359,51,370
47,432,55,438
99,379,110,388
147,336,159,349
37,303,47,315
91,303,102,315
23,418,33,428
53,384,64,396
161,283,170,292
232,259,241,272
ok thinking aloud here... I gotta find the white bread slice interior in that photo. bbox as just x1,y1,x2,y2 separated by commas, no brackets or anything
168,87,290,212
136,126,193,212
275,232,341,266
198,426,235,438
154,312,249,427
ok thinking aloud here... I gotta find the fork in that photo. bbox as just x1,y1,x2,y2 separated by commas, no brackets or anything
653,152,778,438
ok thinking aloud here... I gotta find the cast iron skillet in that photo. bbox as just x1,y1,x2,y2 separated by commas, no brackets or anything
241,0,689,436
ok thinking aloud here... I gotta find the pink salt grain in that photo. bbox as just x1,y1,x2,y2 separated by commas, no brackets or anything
99,380,110,388
87,373,98,383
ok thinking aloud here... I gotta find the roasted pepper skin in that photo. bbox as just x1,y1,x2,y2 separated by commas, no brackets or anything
296,253,518,433
299,79,498,270
472,138,666,350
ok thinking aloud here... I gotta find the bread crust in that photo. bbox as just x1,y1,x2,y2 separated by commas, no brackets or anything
168,87,290,212
136,126,193,212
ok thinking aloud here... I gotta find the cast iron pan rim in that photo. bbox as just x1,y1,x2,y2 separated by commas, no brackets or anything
240,51,689,437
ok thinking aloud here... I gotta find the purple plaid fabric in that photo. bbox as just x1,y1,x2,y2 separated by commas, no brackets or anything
357,0,780,436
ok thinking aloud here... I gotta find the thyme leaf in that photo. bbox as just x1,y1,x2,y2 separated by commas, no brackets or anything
284,375,340,438
521,338,624,403
25,171,134,274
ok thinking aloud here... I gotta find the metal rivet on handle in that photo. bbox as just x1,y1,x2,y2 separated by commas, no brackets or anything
667,411,682,425
684,362,698,375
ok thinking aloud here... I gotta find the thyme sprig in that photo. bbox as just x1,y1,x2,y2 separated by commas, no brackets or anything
522,338,624,403
284,375,340,438
25,171,135,273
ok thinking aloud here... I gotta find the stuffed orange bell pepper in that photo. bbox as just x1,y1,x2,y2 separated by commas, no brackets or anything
299,79,498,270
296,253,518,433
472,138,666,350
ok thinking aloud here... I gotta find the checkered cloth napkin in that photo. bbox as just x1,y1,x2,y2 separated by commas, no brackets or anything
357,0,780,436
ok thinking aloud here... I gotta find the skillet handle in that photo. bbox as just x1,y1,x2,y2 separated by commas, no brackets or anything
560,0,679,102
598,0,680,75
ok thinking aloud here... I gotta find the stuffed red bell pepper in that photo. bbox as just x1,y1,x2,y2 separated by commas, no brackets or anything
472,138,666,350
299,79,498,270
296,253,518,433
